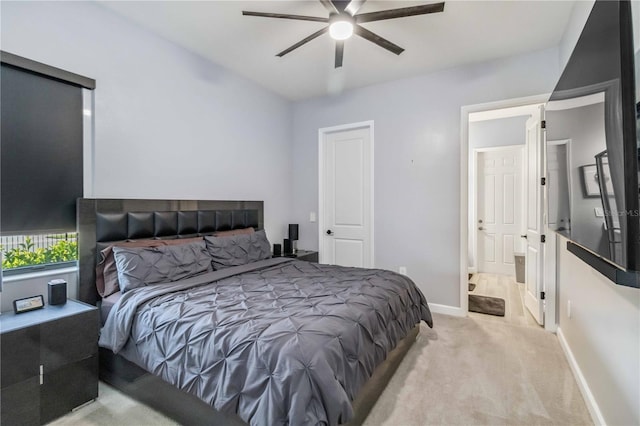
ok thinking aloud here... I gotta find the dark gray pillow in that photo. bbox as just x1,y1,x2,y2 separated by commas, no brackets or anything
113,241,212,293
204,229,271,269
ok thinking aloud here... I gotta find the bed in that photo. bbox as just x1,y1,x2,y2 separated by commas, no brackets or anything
77,198,432,426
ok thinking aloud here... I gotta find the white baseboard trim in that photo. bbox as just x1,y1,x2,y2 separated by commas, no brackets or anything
428,303,466,317
556,327,606,426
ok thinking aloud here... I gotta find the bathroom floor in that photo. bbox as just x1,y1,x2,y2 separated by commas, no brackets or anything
469,272,541,328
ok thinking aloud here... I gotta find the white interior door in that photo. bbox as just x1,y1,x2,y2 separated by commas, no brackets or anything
477,147,524,275
524,106,546,325
321,125,372,267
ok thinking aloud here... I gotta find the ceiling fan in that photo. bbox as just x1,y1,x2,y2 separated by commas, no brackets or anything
242,0,445,68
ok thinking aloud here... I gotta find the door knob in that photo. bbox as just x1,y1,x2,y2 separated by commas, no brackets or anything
521,234,528,239
326,229,334,235
478,227,484,231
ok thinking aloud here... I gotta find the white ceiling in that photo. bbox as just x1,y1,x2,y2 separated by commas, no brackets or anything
99,1,577,101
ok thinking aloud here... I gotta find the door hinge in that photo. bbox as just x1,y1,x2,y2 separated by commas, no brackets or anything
541,177,546,186
541,120,546,129
540,291,546,300
541,234,546,243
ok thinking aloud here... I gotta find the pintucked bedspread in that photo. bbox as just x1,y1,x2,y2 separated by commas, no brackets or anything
100,257,432,426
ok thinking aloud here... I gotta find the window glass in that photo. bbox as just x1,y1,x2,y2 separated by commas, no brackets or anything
1,233,78,274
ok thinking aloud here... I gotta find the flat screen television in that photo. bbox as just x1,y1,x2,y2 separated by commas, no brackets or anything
545,0,639,285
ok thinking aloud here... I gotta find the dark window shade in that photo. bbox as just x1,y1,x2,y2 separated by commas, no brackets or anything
1,64,83,235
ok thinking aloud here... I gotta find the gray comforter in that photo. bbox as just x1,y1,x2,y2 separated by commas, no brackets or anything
100,258,432,426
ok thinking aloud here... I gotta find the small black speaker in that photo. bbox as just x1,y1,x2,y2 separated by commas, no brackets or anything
273,243,282,257
283,239,292,255
48,279,67,305
288,224,299,241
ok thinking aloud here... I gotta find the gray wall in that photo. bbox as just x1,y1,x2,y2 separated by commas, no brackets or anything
0,1,292,310
0,1,293,244
291,48,561,307
557,236,639,425
469,116,528,149
1,269,78,313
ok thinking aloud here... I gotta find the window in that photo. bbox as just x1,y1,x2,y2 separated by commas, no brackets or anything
0,52,95,274
1,233,78,273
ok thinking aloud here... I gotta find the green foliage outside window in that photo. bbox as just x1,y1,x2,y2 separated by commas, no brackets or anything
1,236,78,270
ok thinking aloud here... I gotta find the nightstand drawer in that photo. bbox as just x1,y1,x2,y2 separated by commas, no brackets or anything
1,327,40,388
40,354,98,424
0,377,40,426
40,310,98,372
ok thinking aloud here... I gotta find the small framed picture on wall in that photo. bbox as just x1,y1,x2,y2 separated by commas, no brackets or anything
580,164,600,198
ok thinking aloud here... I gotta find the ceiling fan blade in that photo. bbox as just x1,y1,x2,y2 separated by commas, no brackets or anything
335,41,344,68
354,25,404,55
242,11,328,23
355,2,445,23
318,0,339,14
276,27,329,57
345,0,367,16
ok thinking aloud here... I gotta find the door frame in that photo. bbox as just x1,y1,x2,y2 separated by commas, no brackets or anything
471,145,526,275
460,94,559,332
318,120,375,266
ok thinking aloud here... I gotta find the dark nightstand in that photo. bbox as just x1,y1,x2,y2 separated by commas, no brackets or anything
285,250,319,263
0,299,99,426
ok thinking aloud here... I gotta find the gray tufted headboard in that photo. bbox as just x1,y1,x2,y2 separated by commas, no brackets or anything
77,198,264,306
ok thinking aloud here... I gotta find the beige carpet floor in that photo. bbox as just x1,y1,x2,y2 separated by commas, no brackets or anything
362,315,591,425
50,313,592,426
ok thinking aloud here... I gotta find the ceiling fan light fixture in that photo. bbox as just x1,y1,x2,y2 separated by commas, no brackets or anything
243,1,446,67
329,16,354,40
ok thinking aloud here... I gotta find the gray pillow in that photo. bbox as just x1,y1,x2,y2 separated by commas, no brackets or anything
204,229,271,269
113,241,212,293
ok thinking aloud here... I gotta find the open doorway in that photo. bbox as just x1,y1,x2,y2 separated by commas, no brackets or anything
468,114,538,326
461,96,556,331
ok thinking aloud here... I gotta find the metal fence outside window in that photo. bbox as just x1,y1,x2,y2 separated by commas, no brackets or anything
1,233,78,272
0,233,78,252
